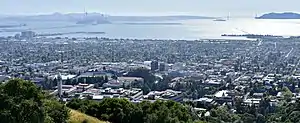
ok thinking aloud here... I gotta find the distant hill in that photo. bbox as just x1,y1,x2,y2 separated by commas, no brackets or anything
1,13,213,24
3,12,108,22
108,15,214,21
256,12,300,19
68,109,107,123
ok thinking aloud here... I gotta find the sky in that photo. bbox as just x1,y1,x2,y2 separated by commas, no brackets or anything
2,0,300,17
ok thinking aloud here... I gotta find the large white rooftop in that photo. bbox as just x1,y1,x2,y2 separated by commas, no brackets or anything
214,90,229,98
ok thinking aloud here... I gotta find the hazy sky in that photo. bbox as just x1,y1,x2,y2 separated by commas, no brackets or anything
2,0,300,16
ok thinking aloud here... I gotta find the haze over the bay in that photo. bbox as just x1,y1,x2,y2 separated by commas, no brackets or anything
2,0,300,17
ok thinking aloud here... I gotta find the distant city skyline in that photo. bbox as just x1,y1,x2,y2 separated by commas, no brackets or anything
2,0,300,17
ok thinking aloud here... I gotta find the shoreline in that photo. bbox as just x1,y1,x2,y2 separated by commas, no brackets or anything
7,36,258,42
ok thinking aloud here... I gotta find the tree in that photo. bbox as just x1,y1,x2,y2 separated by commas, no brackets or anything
282,86,293,101
208,106,240,122
82,119,89,123
5,66,9,73
259,97,271,115
112,75,118,80
43,76,50,89
53,78,58,87
66,78,72,85
68,98,194,123
235,98,245,114
126,67,159,92
104,76,109,83
0,79,70,123
44,100,70,123
240,113,255,123
266,99,300,122
296,88,300,94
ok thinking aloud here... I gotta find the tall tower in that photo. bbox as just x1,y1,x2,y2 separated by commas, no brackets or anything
227,12,231,20
57,73,63,98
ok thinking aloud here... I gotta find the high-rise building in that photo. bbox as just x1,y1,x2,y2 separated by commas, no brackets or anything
14,34,21,39
21,31,35,40
57,73,63,98
151,61,159,71
159,62,166,71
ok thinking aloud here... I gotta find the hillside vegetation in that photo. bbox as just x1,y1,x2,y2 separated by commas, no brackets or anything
68,109,107,123
0,79,69,123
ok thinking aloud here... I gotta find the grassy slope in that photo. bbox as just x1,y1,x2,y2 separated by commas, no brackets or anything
68,109,107,123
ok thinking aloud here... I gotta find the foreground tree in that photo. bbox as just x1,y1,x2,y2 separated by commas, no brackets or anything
0,79,69,123
267,100,300,122
44,100,70,123
68,98,194,123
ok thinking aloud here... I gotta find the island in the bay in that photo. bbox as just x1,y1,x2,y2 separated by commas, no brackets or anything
256,12,300,19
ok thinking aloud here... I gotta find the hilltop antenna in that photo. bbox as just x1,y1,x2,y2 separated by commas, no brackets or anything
84,8,87,16
227,12,231,20
82,8,88,20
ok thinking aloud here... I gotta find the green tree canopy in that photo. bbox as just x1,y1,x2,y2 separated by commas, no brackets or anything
0,79,69,123
68,98,195,123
